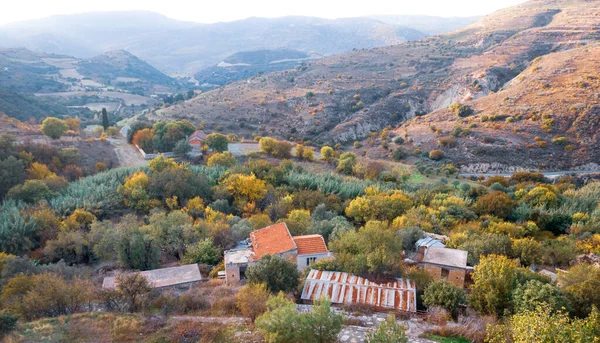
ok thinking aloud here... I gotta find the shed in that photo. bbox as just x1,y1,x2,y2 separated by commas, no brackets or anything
102,264,202,290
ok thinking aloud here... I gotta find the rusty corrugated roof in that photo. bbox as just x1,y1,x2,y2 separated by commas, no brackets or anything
301,269,417,312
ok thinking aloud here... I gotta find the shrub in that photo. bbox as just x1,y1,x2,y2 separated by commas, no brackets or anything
423,280,466,317
0,311,18,336
473,191,514,219
438,136,457,148
245,254,300,293
41,117,68,139
206,152,237,168
236,283,269,323
429,150,445,161
449,103,474,117
366,314,407,343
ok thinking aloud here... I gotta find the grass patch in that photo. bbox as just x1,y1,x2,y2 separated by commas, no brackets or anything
423,334,471,343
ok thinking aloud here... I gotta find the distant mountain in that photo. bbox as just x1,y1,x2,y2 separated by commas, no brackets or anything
153,0,600,171
367,15,481,35
0,48,178,120
194,49,323,89
0,11,453,74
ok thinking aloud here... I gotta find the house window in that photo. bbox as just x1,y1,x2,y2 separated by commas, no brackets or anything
441,268,449,279
306,257,317,265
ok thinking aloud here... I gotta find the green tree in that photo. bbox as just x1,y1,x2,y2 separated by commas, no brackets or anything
246,254,300,293
205,133,229,152
423,280,466,317
469,254,518,316
118,228,160,270
366,314,407,343
173,139,191,157
182,239,220,265
101,108,109,130
41,117,68,139
142,211,198,260
0,311,18,336
558,263,600,317
304,298,344,343
0,156,25,199
256,293,303,343
337,152,357,175
448,103,473,117
207,152,237,167
512,280,567,314
7,179,53,203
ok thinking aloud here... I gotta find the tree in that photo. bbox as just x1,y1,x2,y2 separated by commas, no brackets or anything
259,137,278,155
305,298,344,343
511,238,543,266
246,254,300,293
423,280,466,317
118,171,151,211
118,227,160,270
236,283,269,323
256,293,303,343
205,133,229,152
449,103,473,117
302,146,315,161
142,211,198,260
345,191,412,223
0,202,37,255
469,255,518,316
131,128,154,152
0,156,25,199
223,173,267,204
173,139,191,157
7,179,53,203
182,239,220,265
41,117,68,139
207,152,237,167
558,263,600,317
366,314,407,343
0,311,18,336
282,209,312,236
272,141,293,158
320,146,335,162
101,108,109,130
115,273,151,312
337,152,357,175
473,191,514,219
429,150,445,161
512,280,567,313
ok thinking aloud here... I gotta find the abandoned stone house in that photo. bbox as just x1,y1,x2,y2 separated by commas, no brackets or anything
224,222,332,284
421,247,472,288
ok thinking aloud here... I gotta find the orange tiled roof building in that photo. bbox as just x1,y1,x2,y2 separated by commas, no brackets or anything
224,223,332,283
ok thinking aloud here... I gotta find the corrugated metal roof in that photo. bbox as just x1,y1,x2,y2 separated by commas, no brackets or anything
301,270,417,312
415,236,445,249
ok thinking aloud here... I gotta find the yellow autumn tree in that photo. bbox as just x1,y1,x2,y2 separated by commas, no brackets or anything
118,171,151,211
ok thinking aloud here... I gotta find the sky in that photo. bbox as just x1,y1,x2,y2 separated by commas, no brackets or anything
0,0,528,25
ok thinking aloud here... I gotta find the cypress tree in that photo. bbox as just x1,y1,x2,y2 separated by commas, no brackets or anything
101,108,109,130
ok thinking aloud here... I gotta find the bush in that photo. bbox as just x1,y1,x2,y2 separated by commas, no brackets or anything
0,311,18,336
429,150,445,161
246,254,300,293
423,280,466,317
236,283,269,323
41,117,68,139
449,103,474,117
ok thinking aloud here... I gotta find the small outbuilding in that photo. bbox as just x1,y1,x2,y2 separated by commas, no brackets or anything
421,247,470,288
102,264,203,290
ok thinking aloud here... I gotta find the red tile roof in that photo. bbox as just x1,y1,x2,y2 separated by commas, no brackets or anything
189,130,207,142
293,235,329,255
250,223,296,260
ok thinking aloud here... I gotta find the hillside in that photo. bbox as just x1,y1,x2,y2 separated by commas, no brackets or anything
194,49,322,89
0,12,445,74
152,0,600,171
0,48,178,120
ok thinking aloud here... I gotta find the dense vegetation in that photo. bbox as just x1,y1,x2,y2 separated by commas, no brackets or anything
0,128,600,342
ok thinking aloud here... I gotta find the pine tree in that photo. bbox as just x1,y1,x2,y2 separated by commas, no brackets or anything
101,108,109,130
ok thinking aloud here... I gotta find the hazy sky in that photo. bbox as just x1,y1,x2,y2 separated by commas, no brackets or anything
0,0,528,25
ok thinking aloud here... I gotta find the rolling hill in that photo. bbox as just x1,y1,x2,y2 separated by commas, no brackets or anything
0,48,180,120
0,11,474,74
150,0,600,171
194,49,323,89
